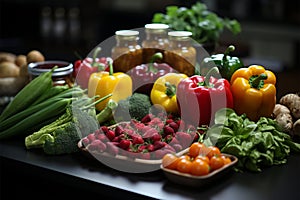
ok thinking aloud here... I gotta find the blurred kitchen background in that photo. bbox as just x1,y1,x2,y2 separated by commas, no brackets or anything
0,0,299,77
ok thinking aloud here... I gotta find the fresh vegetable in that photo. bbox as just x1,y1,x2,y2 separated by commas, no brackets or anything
177,68,233,126
81,112,201,159
114,92,152,122
152,2,241,48
96,99,118,124
127,52,175,95
0,98,72,139
200,45,244,81
273,93,300,137
162,142,232,176
88,60,132,111
273,104,293,133
73,47,110,89
230,65,277,122
0,66,57,122
150,72,187,114
25,106,99,155
279,93,300,119
204,108,300,172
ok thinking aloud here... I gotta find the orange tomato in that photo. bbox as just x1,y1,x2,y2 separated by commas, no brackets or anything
221,155,232,165
190,159,210,176
189,142,210,158
195,155,210,164
210,155,224,171
176,157,192,174
162,153,179,170
206,146,221,159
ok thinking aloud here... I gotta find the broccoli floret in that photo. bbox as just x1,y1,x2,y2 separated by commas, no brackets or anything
25,106,99,155
114,93,152,122
42,121,81,155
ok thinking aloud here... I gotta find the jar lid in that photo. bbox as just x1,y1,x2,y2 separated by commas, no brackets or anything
168,31,193,37
28,61,73,77
115,30,139,36
145,23,169,30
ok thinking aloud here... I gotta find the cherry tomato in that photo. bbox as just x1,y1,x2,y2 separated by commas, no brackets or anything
195,155,210,164
176,157,192,174
190,159,210,176
210,155,224,171
189,142,210,158
221,155,232,165
206,146,221,159
162,153,179,170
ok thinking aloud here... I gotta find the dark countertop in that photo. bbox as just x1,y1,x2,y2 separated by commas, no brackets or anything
1,139,300,200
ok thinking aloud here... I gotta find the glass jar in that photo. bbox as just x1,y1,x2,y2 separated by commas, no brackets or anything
142,23,169,49
111,30,141,60
28,61,73,86
168,31,196,66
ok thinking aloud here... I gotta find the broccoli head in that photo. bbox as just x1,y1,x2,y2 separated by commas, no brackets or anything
114,92,152,122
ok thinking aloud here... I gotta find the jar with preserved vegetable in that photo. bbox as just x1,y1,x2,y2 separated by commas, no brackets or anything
111,30,141,60
142,23,169,49
167,31,196,66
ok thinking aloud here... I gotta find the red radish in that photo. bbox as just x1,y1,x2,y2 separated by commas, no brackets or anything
106,130,115,141
119,139,131,150
115,125,124,136
100,126,109,134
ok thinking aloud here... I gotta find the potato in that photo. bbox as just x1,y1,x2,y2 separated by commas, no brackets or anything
0,61,20,78
0,52,16,63
15,54,27,67
26,50,45,64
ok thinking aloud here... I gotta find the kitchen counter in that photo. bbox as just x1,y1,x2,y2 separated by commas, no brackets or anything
1,138,300,200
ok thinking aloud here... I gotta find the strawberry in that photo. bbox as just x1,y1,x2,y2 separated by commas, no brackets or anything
151,132,162,142
141,114,153,124
138,145,147,152
165,118,174,124
164,134,173,143
147,144,155,152
175,131,192,149
163,125,175,137
168,137,180,146
119,139,131,150
153,141,167,150
148,117,162,126
172,143,183,152
87,133,96,143
100,126,109,134
134,122,145,131
106,130,115,141
168,122,179,132
114,125,124,136
176,119,185,131
106,142,119,156
132,135,144,145
142,128,158,139
156,122,165,131
163,144,176,152
96,133,108,142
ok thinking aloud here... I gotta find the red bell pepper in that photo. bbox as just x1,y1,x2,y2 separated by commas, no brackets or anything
128,52,175,95
73,47,111,89
176,67,233,126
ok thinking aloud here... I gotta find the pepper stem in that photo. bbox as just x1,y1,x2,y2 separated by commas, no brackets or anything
92,47,102,67
148,52,163,73
222,45,235,64
165,82,176,98
108,59,114,76
250,73,267,89
203,66,219,87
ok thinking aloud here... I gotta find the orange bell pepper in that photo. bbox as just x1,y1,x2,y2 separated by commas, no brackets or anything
230,65,276,121
88,61,132,111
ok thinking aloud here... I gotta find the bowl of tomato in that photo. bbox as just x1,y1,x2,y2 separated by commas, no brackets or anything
160,142,238,187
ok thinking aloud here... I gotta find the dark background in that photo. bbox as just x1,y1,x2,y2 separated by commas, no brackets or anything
1,0,299,71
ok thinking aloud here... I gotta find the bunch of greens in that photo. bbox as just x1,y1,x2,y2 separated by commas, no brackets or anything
152,2,241,46
204,108,300,172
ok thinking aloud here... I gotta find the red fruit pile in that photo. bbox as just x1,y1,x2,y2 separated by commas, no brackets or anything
81,113,204,160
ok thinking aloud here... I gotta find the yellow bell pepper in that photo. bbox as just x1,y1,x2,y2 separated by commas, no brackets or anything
150,72,188,113
230,65,276,121
88,61,132,111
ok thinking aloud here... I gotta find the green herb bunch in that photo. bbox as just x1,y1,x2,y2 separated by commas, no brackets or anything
152,2,241,46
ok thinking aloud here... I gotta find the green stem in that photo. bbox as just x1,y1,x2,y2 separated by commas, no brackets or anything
148,52,163,73
92,47,102,67
81,93,112,110
165,82,176,98
108,59,114,76
201,66,219,87
250,74,267,89
222,45,235,64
